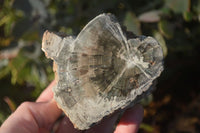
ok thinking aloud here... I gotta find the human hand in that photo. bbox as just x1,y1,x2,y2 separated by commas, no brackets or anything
0,80,144,133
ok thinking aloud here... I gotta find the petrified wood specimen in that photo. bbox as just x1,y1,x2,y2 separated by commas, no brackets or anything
42,13,164,130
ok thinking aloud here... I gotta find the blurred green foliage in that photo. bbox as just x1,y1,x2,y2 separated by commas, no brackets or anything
1,0,200,132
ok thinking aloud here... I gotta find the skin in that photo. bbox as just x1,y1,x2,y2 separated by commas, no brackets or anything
0,80,144,133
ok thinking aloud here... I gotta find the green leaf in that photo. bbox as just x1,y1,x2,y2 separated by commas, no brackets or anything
165,0,190,14
183,11,193,22
0,16,10,26
59,27,73,35
140,123,154,132
0,67,10,79
21,30,40,41
193,0,200,22
140,94,153,106
154,31,168,57
0,111,7,125
123,12,141,35
158,20,174,39
9,54,29,84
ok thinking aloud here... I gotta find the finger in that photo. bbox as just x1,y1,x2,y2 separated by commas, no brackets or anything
56,111,120,133
0,100,62,133
36,80,56,102
85,112,120,133
55,117,81,133
114,104,144,133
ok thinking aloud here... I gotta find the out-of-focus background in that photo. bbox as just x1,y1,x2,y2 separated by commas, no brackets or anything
0,0,200,132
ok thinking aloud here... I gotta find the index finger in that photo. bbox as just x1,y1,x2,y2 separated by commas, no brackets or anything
114,104,144,133
36,80,56,102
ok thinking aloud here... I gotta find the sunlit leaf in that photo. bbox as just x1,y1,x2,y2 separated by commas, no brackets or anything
0,16,10,27
0,0,24,38
138,10,161,23
4,97,16,112
165,0,190,14
123,11,141,35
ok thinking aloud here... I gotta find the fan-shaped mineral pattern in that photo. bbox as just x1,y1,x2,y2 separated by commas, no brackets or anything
42,13,164,130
